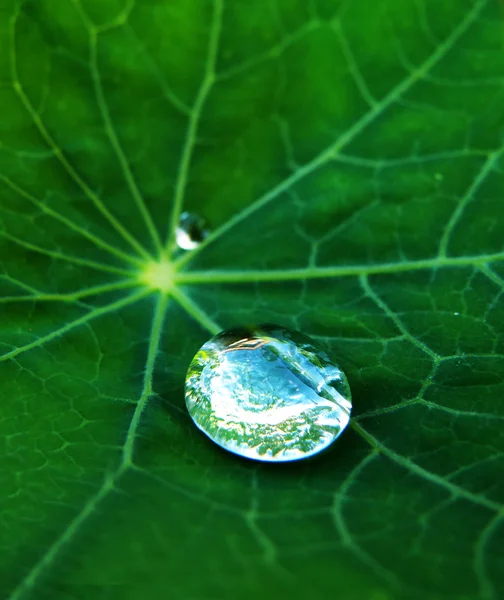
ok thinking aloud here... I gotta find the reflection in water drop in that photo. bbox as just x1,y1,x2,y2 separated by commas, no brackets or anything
185,324,352,462
175,212,209,250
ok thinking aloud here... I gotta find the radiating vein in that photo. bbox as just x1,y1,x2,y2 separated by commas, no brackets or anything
0,274,40,295
352,421,502,512
0,175,144,267
0,289,149,363
88,28,163,253
7,293,168,600
7,472,118,600
9,7,152,261
175,251,504,284
333,148,490,169
0,279,137,304
165,0,223,253
169,286,222,336
355,397,504,422
175,0,487,269
1,231,135,276
122,293,168,463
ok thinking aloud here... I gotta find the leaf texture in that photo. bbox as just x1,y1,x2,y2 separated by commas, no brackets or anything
1,0,504,599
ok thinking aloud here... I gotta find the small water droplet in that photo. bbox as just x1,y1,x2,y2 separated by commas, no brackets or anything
175,212,209,250
185,324,352,462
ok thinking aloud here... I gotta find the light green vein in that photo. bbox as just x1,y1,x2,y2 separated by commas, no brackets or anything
175,251,504,284
0,274,39,295
1,231,135,277
420,400,504,421
0,175,144,267
7,293,168,600
474,512,503,600
354,399,426,422
165,0,223,253
333,148,490,169
175,0,487,269
122,293,168,464
351,421,502,512
169,286,222,336
7,471,119,600
88,28,163,254
355,398,504,422
9,7,151,261
0,279,137,304
438,147,504,257
0,289,149,363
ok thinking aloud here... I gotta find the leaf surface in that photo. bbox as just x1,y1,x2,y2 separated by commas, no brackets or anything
1,0,504,599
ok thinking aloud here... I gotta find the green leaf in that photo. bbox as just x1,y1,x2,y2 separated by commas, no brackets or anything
1,0,503,598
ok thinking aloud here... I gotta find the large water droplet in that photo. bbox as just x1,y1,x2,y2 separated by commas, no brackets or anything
185,324,352,462
175,211,208,250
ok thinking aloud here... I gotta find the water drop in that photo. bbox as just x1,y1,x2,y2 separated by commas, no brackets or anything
185,324,352,462
175,211,209,250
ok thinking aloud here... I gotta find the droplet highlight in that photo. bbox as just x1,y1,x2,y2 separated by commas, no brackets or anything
175,211,209,250
185,324,352,462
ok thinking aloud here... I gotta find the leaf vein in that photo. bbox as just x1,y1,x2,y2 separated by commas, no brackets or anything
9,5,152,261
352,421,502,512
7,292,168,600
175,0,488,269
1,231,136,277
87,26,163,253
0,175,144,267
166,0,224,252
175,252,504,284
0,289,148,363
